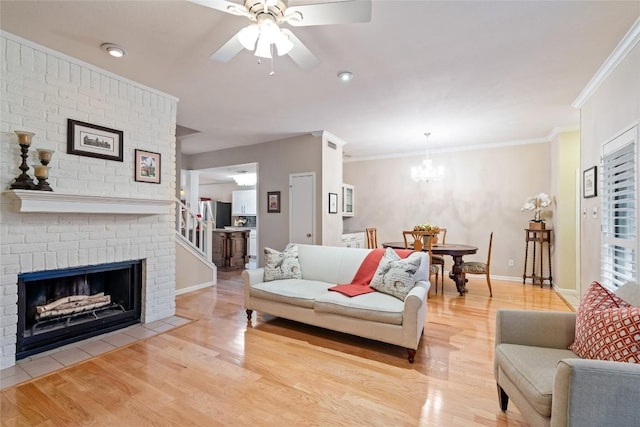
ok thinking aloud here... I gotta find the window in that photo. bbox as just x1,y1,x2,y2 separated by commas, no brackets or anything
601,126,638,288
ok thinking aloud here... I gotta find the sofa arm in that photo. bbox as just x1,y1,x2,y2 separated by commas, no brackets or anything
495,309,576,349
551,359,640,427
242,268,264,307
405,280,429,308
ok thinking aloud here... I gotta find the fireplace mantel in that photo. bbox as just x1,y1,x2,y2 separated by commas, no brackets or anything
3,190,174,215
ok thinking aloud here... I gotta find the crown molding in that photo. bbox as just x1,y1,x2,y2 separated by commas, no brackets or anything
572,17,640,108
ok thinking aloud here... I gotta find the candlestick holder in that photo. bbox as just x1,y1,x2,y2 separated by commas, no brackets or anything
10,131,35,190
34,149,54,191
32,165,52,191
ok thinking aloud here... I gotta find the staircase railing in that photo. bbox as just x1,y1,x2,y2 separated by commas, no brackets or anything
175,198,213,261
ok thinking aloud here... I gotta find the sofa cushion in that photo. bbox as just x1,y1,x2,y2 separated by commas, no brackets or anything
495,343,579,417
251,279,330,308
263,244,302,282
314,290,404,325
569,281,640,362
370,248,423,300
297,244,370,284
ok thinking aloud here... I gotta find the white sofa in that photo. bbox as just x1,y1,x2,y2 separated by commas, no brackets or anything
241,244,431,362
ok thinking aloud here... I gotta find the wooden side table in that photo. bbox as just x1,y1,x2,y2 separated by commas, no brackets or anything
523,228,552,287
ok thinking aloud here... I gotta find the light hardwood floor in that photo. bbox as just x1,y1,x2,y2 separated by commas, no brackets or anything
1,273,572,426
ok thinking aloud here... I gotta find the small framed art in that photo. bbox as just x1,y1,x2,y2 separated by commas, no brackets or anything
135,149,161,184
267,191,281,213
67,119,123,161
583,166,597,198
328,192,338,214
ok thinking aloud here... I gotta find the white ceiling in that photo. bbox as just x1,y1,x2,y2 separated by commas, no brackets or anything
197,163,257,184
1,1,639,160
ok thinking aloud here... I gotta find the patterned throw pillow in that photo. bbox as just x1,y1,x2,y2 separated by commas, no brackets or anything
570,281,640,363
370,248,423,300
263,244,302,282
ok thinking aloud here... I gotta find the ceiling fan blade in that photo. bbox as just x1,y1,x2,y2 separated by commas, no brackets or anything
285,0,372,27
281,29,320,69
187,0,249,17
209,33,245,62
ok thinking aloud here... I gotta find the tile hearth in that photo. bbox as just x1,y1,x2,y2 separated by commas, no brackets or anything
0,315,191,390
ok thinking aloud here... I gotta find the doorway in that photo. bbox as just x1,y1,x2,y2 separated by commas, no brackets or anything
289,173,315,245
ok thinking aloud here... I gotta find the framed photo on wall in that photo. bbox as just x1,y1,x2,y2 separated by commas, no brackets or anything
135,149,161,184
329,192,338,214
267,191,281,213
67,119,123,161
583,166,597,198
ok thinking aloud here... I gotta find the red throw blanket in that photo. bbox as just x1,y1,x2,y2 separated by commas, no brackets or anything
328,248,414,297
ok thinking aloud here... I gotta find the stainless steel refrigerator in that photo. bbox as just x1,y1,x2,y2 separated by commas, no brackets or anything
199,199,231,228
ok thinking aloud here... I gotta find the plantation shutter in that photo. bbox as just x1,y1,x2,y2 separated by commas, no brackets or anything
600,126,638,288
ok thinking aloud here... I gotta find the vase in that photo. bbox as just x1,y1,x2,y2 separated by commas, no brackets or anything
529,221,545,230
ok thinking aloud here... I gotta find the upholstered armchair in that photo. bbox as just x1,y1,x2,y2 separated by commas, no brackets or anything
494,281,640,426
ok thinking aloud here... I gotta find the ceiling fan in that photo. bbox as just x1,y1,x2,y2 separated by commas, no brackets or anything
188,0,372,69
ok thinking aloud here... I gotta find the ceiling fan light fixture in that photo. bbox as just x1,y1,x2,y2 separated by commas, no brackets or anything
254,36,272,58
238,24,259,50
274,31,294,56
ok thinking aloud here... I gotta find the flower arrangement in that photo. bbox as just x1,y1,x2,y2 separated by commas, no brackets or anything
521,192,552,222
413,223,440,233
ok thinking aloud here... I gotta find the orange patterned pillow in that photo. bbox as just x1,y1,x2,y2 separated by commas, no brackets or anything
569,282,640,362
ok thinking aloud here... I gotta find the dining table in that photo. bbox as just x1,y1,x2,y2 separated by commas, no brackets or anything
381,242,478,296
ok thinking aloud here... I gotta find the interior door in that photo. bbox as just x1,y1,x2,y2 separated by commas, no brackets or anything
289,173,315,245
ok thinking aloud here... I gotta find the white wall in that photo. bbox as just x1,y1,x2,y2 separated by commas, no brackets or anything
343,142,552,279
579,32,640,294
0,33,178,368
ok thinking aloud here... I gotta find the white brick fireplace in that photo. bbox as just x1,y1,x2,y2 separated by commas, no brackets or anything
0,33,178,369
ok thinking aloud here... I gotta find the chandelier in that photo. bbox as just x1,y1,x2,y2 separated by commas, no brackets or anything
410,132,444,182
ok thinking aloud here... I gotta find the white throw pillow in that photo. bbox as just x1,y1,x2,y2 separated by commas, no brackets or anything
263,244,302,282
370,248,422,300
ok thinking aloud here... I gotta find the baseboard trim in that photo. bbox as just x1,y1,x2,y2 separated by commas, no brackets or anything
553,286,579,310
176,281,216,296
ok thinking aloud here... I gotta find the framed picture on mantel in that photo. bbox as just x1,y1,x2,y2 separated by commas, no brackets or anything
134,149,161,184
67,119,123,162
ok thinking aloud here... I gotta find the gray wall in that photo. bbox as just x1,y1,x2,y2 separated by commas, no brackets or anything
343,142,552,279
184,134,323,265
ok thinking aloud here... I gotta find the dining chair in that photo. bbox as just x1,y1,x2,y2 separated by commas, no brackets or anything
460,232,493,297
365,227,378,249
431,228,447,293
402,230,440,288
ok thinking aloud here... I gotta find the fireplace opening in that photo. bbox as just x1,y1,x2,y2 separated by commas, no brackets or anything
17,260,142,360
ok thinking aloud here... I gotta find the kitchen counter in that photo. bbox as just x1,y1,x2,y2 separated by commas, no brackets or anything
211,229,250,269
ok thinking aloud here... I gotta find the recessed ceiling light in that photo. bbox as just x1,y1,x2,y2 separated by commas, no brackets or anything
101,43,126,58
337,71,354,82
